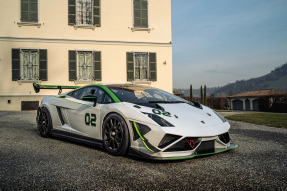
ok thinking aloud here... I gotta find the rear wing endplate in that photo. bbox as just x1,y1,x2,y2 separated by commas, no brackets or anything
33,83,80,94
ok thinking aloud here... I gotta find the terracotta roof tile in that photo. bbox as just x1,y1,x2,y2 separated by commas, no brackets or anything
228,89,287,98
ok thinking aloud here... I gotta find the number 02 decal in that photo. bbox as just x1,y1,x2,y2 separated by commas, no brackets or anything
85,113,97,127
152,109,172,117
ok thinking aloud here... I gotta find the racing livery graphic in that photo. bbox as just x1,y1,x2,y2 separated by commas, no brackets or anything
34,83,238,160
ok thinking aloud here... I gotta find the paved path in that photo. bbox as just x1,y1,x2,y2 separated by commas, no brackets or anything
0,111,286,190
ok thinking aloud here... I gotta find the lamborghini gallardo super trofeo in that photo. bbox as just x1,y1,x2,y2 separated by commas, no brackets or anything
34,83,238,160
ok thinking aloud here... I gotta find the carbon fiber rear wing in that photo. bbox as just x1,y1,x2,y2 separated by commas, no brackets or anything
33,83,80,94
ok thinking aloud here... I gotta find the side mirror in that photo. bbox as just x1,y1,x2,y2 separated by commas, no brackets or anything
82,94,98,107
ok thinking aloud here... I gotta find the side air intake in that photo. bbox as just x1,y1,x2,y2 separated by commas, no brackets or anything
158,134,181,149
56,107,66,125
218,132,230,144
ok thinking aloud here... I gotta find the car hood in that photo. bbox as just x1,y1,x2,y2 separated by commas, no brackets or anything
122,102,230,137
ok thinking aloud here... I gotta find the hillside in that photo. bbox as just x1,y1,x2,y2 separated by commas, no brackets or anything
212,63,287,96
174,63,287,98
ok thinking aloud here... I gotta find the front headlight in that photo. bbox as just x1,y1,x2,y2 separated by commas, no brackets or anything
142,112,174,127
213,111,227,122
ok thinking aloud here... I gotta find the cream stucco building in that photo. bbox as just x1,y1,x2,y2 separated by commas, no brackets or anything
0,0,172,111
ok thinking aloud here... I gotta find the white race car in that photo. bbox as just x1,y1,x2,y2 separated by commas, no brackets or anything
34,83,238,160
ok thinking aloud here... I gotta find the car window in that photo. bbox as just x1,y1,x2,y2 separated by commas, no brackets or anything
67,89,83,99
102,93,113,104
78,86,105,103
110,87,186,104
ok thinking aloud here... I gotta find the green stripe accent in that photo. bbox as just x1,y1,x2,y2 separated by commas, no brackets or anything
61,98,90,107
96,84,121,103
133,122,154,152
47,84,120,104
143,141,154,152
52,84,121,106
41,84,120,103
133,122,144,140
54,96,90,107
39,85,80,89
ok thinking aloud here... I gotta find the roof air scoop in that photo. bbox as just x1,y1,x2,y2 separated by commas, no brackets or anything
156,104,165,112
188,101,203,109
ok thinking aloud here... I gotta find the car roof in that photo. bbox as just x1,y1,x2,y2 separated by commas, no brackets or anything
82,83,157,91
105,84,158,91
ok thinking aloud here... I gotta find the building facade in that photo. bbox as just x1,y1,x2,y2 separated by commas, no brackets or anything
227,89,287,111
0,0,172,111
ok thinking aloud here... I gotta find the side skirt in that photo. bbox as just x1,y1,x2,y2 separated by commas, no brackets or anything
51,129,103,148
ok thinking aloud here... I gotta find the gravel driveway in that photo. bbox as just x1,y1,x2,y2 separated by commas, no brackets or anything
0,111,286,190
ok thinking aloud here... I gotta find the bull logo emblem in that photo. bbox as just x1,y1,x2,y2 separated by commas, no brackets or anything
188,140,195,149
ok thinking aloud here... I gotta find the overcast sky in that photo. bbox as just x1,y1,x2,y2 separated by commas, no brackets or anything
171,0,287,89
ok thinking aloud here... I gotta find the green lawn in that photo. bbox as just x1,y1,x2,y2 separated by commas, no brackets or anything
225,113,287,128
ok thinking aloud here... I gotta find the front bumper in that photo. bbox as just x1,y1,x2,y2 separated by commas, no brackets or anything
129,120,238,160
129,128,238,160
129,142,238,160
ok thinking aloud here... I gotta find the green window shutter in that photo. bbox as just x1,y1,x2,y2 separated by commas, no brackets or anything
93,0,101,26
94,51,101,81
69,50,77,81
21,0,29,22
133,0,148,28
21,0,38,22
133,0,140,27
29,0,38,22
141,0,148,28
12,49,20,81
127,52,134,81
39,49,47,81
149,53,157,81
68,0,76,25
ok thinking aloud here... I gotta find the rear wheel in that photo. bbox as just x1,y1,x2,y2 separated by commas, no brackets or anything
37,107,53,137
103,113,129,156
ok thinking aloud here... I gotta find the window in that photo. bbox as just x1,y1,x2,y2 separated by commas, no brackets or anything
67,88,83,99
110,86,186,105
78,86,104,102
77,51,93,81
133,0,148,28
76,0,93,25
102,94,113,104
69,50,101,82
68,0,101,27
67,86,113,104
134,53,148,80
12,49,47,81
126,52,156,81
20,0,38,23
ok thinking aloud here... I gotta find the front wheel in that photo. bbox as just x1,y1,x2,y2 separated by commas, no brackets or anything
37,107,53,137
102,113,129,156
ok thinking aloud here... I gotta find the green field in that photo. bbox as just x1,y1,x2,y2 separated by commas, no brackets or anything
225,113,287,128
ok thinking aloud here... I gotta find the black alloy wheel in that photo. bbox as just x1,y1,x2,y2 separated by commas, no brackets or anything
103,113,129,156
37,107,53,137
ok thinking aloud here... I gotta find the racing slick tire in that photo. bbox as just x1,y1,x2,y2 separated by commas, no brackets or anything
37,107,53,138
102,113,129,156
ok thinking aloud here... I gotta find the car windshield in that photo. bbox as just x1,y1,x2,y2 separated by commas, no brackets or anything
109,85,187,104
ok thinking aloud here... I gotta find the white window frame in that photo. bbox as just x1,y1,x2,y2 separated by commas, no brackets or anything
133,52,151,82
131,0,151,32
75,0,94,28
18,48,41,84
75,50,95,83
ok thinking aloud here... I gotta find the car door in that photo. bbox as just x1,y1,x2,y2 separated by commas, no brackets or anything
64,86,105,140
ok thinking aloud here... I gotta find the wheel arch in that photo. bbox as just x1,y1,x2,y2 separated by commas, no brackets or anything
101,111,132,149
